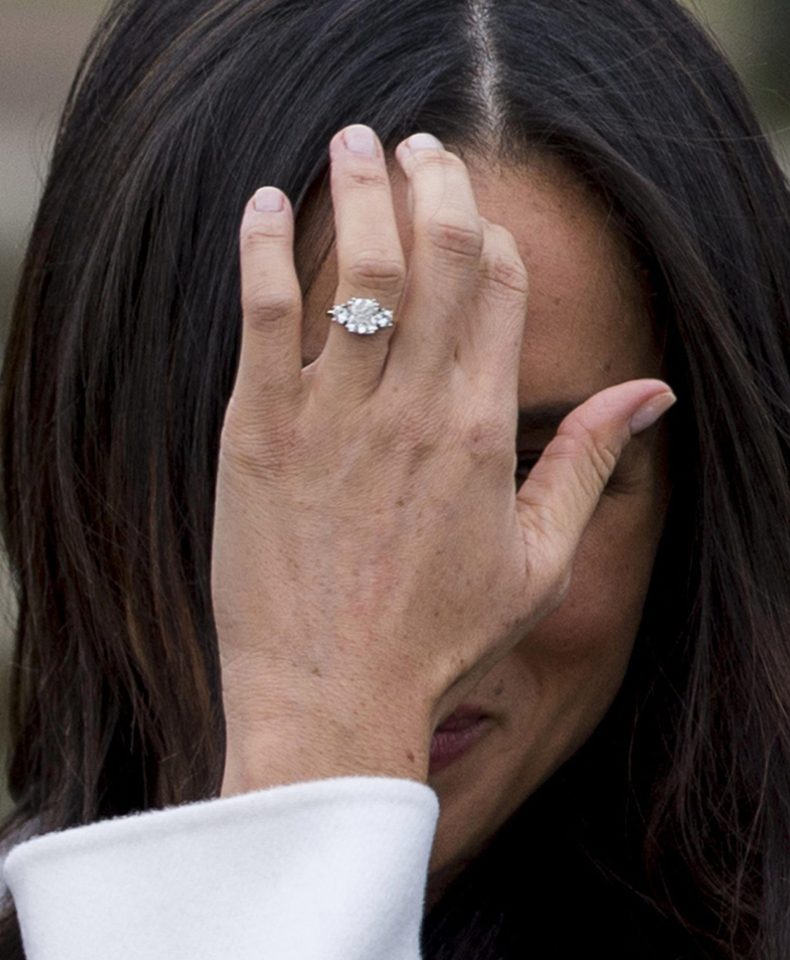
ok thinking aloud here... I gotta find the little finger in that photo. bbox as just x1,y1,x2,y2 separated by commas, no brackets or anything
234,187,304,416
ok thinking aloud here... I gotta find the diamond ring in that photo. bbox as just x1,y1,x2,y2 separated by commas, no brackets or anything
327,297,395,335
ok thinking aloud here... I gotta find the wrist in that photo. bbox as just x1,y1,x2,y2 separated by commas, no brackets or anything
220,703,432,798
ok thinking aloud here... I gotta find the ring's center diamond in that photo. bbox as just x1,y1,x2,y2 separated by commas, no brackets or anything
350,298,380,322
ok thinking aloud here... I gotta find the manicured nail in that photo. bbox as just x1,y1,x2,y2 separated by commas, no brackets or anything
253,187,285,212
343,124,378,156
630,392,677,435
407,132,444,152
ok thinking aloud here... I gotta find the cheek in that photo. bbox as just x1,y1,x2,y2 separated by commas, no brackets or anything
510,493,664,726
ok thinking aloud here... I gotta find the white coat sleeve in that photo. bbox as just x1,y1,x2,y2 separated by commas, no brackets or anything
2,775,440,960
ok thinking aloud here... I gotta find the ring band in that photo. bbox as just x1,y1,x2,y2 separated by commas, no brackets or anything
327,297,395,335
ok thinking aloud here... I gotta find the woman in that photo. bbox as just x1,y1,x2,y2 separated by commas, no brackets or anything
0,0,788,957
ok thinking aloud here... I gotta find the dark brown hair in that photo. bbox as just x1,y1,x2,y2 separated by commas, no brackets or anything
1,0,788,957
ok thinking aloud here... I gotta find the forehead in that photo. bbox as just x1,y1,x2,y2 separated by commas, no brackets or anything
301,151,660,404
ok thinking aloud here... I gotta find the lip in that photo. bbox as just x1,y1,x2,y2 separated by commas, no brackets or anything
429,708,492,774
435,705,489,731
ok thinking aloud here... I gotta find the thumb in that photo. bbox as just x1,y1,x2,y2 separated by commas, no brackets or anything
515,379,676,569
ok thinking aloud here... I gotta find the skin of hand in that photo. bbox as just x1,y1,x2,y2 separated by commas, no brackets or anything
213,124,675,800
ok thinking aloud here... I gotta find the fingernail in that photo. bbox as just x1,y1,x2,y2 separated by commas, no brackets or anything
630,392,677,435
343,124,378,156
407,132,444,152
253,187,285,212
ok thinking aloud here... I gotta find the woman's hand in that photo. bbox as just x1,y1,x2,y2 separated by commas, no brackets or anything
212,125,674,795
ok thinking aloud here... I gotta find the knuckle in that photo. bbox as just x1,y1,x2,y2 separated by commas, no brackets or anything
552,426,619,496
425,216,484,261
539,431,578,467
220,401,302,476
346,253,406,293
583,431,619,487
219,426,267,478
242,288,300,328
240,222,288,248
479,250,529,298
384,404,442,461
410,149,462,171
344,166,391,191
462,409,513,466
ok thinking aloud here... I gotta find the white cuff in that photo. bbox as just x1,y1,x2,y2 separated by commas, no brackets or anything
3,776,440,960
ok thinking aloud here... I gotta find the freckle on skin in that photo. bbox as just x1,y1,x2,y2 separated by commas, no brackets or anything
312,666,322,677
406,750,415,763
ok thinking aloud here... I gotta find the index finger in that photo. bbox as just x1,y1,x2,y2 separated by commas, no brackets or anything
516,380,676,587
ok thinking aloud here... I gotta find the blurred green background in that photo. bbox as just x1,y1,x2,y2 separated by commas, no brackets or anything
1,0,789,816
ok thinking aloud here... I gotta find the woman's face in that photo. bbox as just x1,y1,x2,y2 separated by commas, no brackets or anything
299,152,670,906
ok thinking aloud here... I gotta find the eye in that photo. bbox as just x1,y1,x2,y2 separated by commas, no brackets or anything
515,450,542,486
516,447,625,494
